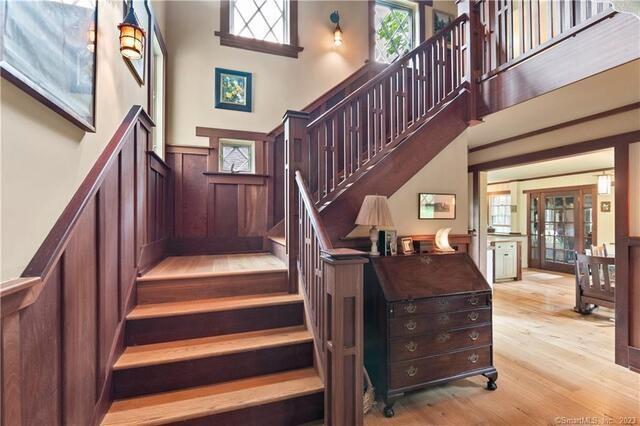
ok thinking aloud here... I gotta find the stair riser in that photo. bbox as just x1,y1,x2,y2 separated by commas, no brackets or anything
137,271,288,304
113,342,313,399
126,303,304,345
269,240,286,264
171,392,324,426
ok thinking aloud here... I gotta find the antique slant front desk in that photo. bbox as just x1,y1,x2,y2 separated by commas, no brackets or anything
364,253,498,417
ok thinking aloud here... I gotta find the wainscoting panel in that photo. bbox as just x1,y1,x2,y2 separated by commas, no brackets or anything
0,107,170,425
166,131,276,255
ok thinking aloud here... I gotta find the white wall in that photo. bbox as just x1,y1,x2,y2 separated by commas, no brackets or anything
1,1,166,280
348,132,469,237
631,142,640,236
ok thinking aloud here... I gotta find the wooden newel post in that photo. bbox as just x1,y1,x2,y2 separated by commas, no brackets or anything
322,251,368,426
283,110,310,293
457,0,480,124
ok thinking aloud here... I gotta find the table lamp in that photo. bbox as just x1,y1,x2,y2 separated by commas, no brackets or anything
355,195,394,256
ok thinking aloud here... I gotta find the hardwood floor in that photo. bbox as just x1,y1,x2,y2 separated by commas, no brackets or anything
140,253,286,281
365,269,640,425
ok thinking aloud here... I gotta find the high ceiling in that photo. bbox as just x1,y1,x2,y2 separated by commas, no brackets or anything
467,60,640,150
487,149,614,184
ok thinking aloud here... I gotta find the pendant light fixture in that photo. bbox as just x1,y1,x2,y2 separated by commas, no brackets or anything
118,0,145,60
596,171,612,195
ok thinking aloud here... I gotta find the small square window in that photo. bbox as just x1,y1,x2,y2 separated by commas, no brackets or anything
219,139,255,174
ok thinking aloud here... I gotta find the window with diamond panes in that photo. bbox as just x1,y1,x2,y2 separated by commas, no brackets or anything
374,0,416,64
219,140,255,174
231,0,288,44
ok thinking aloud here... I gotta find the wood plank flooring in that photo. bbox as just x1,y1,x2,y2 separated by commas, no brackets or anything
365,270,640,425
139,253,286,281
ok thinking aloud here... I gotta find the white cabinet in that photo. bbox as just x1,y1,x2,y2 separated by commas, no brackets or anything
494,241,518,281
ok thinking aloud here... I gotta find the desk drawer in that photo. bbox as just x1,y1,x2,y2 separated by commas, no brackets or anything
390,325,491,362
390,308,491,338
389,346,491,390
393,294,490,317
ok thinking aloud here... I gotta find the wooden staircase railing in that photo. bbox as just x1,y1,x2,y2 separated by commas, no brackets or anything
306,13,473,208
295,170,367,425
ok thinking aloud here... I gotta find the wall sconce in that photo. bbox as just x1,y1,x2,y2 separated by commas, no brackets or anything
596,172,613,195
87,22,96,53
330,11,342,46
118,0,145,60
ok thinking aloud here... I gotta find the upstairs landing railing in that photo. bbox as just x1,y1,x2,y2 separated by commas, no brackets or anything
306,14,474,208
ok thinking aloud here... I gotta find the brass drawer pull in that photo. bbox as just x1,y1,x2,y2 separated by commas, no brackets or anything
405,320,417,331
404,303,417,314
437,332,450,343
438,314,450,323
468,311,479,322
406,366,418,377
469,296,480,306
405,341,418,352
469,331,480,341
468,353,479,363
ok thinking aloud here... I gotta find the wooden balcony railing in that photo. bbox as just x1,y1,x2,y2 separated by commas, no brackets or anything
306,14,472,208
295,171,367,425
476,0,614,79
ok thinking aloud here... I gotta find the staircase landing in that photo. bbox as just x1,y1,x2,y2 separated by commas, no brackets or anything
140,253,286,281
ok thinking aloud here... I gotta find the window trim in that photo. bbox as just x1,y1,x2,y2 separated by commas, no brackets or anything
215,0,303,58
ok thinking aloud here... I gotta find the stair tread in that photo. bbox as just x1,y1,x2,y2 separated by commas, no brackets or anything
138,253,286,282
114,326,312,370
127,293,302,320
268,235,285,246
102,368,323,426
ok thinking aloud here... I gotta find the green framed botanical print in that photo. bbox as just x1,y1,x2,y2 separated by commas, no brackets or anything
215,68,252,112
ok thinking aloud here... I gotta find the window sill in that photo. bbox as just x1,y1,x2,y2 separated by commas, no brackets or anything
214,32,303,58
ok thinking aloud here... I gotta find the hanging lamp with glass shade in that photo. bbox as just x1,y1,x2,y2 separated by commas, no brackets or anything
330,11,343,46
596,172,612,195
118,1,145,60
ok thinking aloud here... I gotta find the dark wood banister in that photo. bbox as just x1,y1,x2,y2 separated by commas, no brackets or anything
307,13,470,129
295,171,333,251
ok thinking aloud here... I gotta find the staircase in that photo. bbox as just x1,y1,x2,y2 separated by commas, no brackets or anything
102,253,324,425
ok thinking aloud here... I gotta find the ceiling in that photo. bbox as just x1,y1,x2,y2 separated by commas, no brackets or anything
487,149,614,183
467,60,640,149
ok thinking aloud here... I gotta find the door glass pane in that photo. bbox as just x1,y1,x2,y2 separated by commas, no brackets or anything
564,197,575,208
565,210,574,222
555,237,564,249
545,249,554,260
554,197,563,208
565,238,575,250
555,250,566,262
545,209,554,222
565,224,575,237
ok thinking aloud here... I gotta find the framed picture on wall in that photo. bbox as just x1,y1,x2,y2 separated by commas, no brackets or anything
419,193,456,220
600,201,611,212
0,0,98,131
214,67,253,112
123,0,150,85
433,10,455,38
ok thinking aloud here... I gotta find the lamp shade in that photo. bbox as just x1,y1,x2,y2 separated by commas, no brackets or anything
355,195,394,227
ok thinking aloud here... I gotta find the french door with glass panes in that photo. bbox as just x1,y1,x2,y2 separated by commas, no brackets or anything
527,186,597,273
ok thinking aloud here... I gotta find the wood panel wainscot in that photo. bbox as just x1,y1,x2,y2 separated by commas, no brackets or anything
364,253,498,418
166,127,276,255
0,106,171,425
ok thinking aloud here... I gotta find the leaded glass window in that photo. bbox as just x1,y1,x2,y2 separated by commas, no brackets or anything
230,0,289,44
219,139,255,174
374,0,416,64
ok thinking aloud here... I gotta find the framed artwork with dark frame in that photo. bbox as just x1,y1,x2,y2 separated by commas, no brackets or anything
433,9,455,35
600,201,611,213
419,193,456,220
0,0,98,132
123,0,151,85
214,67,253,112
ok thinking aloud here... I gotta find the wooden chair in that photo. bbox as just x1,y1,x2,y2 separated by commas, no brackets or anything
590,244,608,257
574,253,615,314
